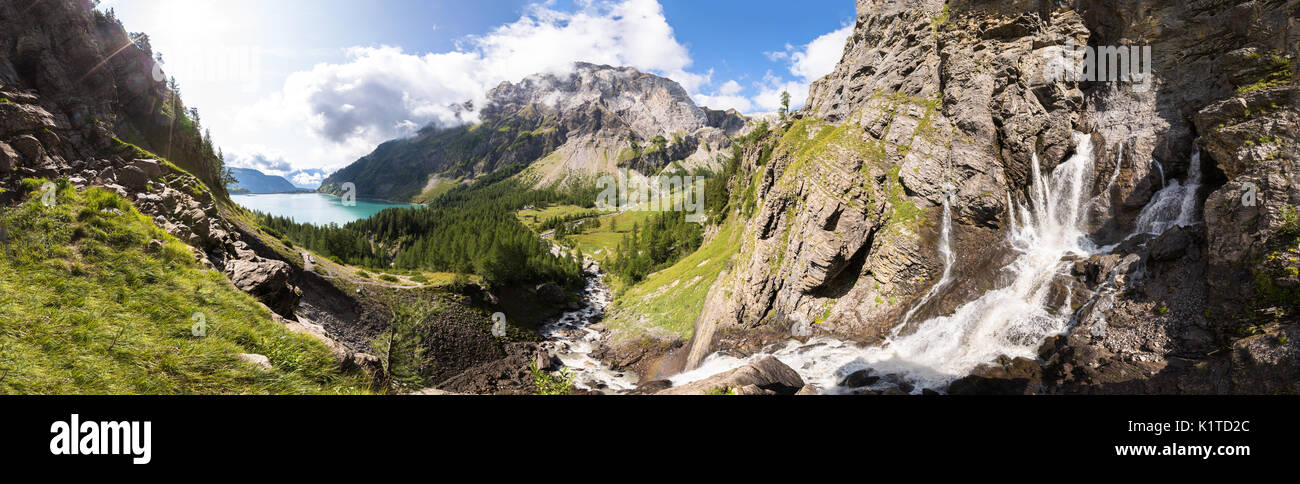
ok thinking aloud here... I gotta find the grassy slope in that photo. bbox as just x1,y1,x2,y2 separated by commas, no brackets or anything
605,217,743,340
0,180,369,394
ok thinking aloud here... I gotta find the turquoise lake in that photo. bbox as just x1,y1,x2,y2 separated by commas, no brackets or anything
232,193,417,226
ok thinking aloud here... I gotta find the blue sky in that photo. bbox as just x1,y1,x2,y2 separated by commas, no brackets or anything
100,0,855,186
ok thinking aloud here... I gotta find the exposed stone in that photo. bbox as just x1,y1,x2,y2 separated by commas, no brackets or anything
656,357,804,395
9,134,43,162
114,164,150,190
838,369,880,388
224,258,301,317
0,141,16,172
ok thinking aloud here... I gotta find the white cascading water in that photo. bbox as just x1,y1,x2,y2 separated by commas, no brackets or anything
897,195,956,328
1105,142,1124,192
676,132,1101,392
1132,152,1203,235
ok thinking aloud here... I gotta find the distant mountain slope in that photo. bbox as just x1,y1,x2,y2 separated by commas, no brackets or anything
320,62,747,202
229,167,300,193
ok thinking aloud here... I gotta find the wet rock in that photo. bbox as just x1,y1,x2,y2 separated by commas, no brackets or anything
947,357,1043,395
631,380,673,395
656,357,803,395
838,369,880,388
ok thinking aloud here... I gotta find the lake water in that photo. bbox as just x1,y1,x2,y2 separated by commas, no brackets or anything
232,193,417,226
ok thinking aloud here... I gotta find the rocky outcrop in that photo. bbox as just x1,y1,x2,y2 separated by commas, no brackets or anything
225,257,301,317
656,357,804,395
320,62,747,201
677,0,1300,395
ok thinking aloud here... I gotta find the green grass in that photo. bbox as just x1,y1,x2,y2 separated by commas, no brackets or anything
605,218,744,340
0,179,370,394
516,204,592,230
413,176,460,204
567,210,658,257
1236,53,1293,94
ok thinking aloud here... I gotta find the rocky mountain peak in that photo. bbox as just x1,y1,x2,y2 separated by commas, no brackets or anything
483,62,714,141
322,62,749,200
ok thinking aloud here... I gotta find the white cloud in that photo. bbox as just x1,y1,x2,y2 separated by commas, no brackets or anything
753,24,852,113
693,92,754,113
227,146,293,175
290,170,327,188
693,79,755,112
752,72,810,113
242,0,707,173
789,25,852,81
718,80,743,96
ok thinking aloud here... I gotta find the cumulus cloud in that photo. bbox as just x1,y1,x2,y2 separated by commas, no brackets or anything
245,0,706,164
289,169,328,188
753,24,853,112
228,147,293,175
693,79,754,112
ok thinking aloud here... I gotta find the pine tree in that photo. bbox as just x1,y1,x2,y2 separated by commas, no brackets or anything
779,91,792,121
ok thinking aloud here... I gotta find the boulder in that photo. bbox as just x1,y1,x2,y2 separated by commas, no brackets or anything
1149,224,1194,262
114,164,150,190
656,357,804,395
9,134,43,162
630,379,673,394
224,258,300,317
838,369,880,388
534,350,561,372
0,141,17,172
0,101,58,133
129,158,164,178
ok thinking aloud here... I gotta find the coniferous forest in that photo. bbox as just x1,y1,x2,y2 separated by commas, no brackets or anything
254,164,598,288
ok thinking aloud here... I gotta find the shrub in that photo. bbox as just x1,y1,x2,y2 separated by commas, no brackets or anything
530,361,574,395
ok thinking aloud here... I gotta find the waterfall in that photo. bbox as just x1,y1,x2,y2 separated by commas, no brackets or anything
898,195,956,328
1105,143,1124,192
675,132,1101,393
1132,151,1203,235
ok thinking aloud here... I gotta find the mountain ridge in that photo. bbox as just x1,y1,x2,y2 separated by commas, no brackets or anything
228,167,304,194
319,62,748,202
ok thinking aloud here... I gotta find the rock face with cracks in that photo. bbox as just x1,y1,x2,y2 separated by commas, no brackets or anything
672,0,1300,394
